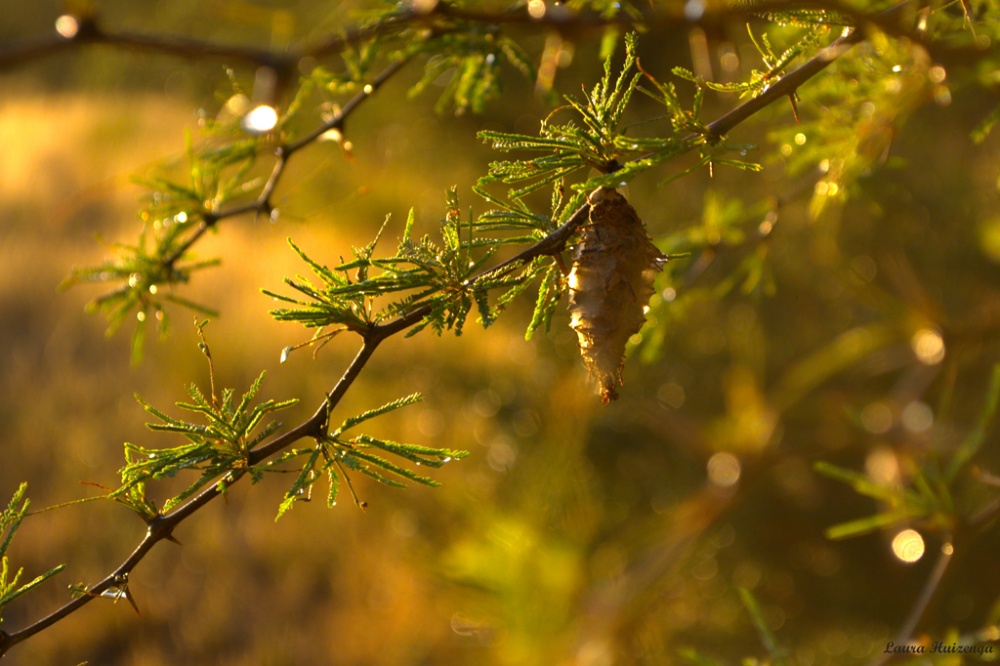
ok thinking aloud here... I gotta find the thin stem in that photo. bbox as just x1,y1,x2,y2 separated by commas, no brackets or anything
705,29,858,140
157,58,410,276
284,58,409,156
870,542,955,666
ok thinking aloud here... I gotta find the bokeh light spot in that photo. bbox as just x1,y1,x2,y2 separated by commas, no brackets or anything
707,452,741,487
891,529,925,563
657,382,685,409
911,328,945,365
865,446,900,487
860,402,893,434
242,105,278,134
55,15,79,39
901,401,933,434
684,0,705,21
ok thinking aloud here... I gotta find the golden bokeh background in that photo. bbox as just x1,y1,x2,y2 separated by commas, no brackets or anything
1,3,999,665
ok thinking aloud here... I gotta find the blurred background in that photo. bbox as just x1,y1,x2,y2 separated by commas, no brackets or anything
1,1,999,664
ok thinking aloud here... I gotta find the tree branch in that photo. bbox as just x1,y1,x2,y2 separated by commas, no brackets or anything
0,0,973,658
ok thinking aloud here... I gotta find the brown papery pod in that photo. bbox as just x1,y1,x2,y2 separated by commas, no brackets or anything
568,188,666,404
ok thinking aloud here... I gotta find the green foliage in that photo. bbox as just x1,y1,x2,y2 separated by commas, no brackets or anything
479,29,774,204
6,3,1000,662
266,186,569,346
266,188,501,339
407,27,535,115
638,191,774,361
694,22,832,99
972,103,1000,143
112,328,297,516
815,365,1000,541
767,32,937,218
59,124,268,362
752,8,852,28
739,587,789,665
0,484,66,625
59,218,220,365
272,393,468,518
471,181,582,337
479,32,676,197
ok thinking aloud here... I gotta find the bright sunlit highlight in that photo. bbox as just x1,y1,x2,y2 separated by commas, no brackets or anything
242,105,278,134
891,529,925,563
55,15,79,39
527,0,546,19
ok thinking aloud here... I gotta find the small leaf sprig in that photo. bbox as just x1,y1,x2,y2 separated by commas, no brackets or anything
477,29,775,200
478,32,666,197
265,185,566,350
272,393,468,517
815,364,1000,541
59,126,264,363
111,322,298,516
406,23,535,115
680,19,834,100
0,485,66,625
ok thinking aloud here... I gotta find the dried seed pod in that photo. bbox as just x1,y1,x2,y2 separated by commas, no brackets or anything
568,188,665,404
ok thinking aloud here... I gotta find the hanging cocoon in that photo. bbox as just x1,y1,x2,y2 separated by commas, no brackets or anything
567,188,666,404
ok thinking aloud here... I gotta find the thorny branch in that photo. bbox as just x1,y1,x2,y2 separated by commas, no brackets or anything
1,0,982,73
0,0,967,658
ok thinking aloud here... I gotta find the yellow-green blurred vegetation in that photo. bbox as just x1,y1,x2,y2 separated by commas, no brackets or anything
1,1,999,665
